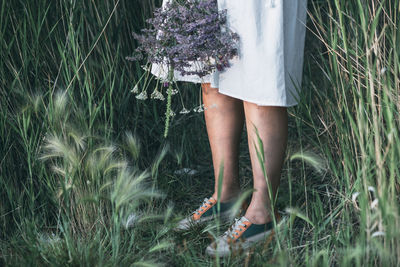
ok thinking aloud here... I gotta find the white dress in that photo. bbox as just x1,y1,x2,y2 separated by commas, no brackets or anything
151,0,308,107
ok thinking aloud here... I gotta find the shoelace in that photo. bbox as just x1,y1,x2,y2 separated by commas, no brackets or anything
194,198,213,216
223,217,247,239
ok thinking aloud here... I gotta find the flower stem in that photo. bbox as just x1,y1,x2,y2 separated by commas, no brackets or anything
163,68,174,137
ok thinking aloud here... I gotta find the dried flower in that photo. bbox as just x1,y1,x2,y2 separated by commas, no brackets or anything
127,0,240,78
127,0,239,137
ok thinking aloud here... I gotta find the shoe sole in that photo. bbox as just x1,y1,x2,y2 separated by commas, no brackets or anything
205,229,275,258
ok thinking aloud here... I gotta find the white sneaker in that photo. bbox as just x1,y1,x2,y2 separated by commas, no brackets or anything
205,214,283,257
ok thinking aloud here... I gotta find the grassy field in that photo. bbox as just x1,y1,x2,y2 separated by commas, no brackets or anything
1,0,399,266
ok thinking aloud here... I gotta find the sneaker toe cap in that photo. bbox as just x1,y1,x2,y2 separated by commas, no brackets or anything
205,239,231,257
175,217,193,231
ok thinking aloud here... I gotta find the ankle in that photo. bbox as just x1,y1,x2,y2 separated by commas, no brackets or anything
212,190,240,203
244,207,274,224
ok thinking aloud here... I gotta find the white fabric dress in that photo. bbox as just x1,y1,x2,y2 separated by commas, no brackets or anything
151,0,308,107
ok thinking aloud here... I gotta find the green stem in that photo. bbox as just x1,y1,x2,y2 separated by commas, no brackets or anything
163,68,174,137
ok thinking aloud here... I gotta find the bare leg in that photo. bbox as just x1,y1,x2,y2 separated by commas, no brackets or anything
243,103,288,224
202,83,244,202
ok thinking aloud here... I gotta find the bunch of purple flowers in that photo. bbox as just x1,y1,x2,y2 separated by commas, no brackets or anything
128,0,240,78
128,0,239,137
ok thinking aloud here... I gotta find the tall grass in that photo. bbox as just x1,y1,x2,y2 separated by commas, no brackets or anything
0,0,197,265
0,0,399,266
303,0,400,265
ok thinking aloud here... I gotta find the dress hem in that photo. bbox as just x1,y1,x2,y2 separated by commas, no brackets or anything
217,90,299,107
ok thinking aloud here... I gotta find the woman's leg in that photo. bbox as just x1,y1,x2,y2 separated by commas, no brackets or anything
202,83,244,202
243,103,288,224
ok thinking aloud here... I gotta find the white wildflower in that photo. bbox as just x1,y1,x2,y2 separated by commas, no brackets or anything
168,109,176,117
150,89,165,101
136,91,148,100
131,84,139,94
193,104,205,113
179,108,190,114
380,67,387,75
171,89,179,95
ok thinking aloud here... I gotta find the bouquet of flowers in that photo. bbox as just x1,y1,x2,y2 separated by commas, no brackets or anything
127,0,240,136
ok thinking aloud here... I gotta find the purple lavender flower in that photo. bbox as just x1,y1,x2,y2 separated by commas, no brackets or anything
127,0,240,78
